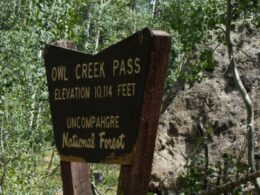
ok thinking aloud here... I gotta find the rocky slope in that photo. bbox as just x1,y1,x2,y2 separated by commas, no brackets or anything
150,24,260,192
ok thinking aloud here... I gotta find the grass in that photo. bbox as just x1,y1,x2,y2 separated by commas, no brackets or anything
90,163,120,195
1,146,120,194
43,150,120,195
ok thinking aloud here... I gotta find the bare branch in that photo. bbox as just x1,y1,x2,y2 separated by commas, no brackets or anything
225,0,260,192
198,170,260,195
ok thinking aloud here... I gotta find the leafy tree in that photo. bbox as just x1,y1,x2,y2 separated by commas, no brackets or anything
0,0,154,193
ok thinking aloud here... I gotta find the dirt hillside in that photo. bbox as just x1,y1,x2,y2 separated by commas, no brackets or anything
150,23,260,193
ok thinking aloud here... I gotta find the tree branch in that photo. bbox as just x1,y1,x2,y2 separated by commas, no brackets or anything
225,0,260,192
198,170,260,195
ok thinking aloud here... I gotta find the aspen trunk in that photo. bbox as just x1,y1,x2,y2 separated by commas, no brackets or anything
152,0,157,18
35,102,42,130
29,90,37,130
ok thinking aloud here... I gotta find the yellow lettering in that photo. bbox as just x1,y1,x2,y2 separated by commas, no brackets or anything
94,62,98,77
54,87,90,100
127,58,133,74
62,132,95,149
100,62,105,78
119,60,126,76
112,58,141,76
99,131,125,150
75,64,81,79
117,83,136,96
51,67,57,81
66,115,120,129
134,57,140,74
75,62,105,79
113,60,119,76
94,85,112,99
82,63,88,78
88,62,93,78
51,66,68,81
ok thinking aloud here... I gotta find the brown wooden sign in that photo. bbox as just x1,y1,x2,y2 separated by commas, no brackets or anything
44,28,154,164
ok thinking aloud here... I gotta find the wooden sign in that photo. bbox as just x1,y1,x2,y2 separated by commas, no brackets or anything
44,28,154,164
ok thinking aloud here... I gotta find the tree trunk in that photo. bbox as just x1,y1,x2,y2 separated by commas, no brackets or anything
29,90,37,130
152,0,157,18
35,102,42,130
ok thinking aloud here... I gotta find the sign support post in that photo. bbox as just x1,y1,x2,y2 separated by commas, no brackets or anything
117,30,171,195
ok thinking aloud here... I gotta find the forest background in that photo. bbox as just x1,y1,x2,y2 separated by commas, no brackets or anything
0,0,259,194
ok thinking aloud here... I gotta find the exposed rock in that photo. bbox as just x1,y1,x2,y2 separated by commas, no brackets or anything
150,25,260,192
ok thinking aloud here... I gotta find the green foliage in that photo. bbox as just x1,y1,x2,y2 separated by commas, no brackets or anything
162,0,224,50
156,0,227,107
177,145,249,194
0,0,153,193
159,0,259,109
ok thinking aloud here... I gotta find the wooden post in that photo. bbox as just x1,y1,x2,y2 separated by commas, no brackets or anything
117,31,171,195
60,161,92,195
54,41,93,195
